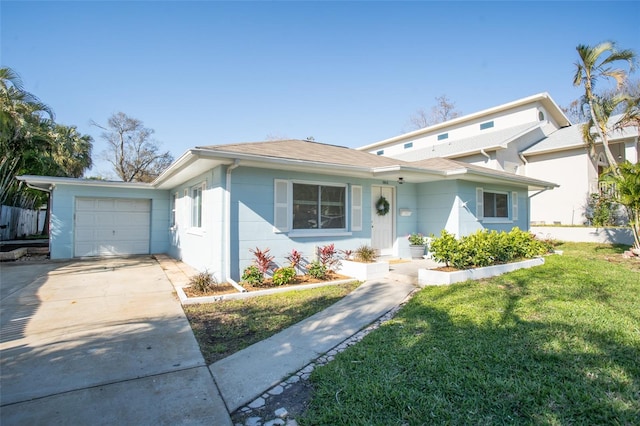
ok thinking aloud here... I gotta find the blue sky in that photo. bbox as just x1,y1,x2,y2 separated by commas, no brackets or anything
2,1,639,177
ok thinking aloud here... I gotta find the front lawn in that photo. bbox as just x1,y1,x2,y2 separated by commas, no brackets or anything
302,243,640,425
184,281,360,364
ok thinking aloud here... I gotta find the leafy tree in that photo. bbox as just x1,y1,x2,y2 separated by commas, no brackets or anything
573,41,636,174
1,67,54,207
93,112,173,182
1,66,93,235
48,124,93,178
601,161,640,250
614,79,640,134
407,94,461,130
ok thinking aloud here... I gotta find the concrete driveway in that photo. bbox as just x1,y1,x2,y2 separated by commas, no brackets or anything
0,257,231,425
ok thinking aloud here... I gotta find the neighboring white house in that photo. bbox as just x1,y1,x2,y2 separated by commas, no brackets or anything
359,93,640,225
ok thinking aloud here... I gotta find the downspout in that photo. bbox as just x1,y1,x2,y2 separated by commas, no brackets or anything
529,187,552,198
519,153,529,166
480,149,491,161
225,160,244,291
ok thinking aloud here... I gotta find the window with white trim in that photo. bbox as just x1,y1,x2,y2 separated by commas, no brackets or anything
191,183,204,227
293,183,345,230
274,180,357,233
171,192,178,227
476,188,518,221
484,191,508,218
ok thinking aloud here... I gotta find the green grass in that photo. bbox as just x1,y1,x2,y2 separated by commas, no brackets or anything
302,243,640,425
184,282,361,364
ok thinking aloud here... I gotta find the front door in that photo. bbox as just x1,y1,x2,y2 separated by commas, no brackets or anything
371,185,394,255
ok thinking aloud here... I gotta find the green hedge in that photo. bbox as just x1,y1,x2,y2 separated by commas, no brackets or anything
429,227,550,269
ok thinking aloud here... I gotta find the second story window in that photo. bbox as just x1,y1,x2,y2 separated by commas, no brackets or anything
480,121,494,130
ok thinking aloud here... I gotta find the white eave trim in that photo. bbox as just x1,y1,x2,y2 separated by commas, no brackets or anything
463,168,558,190
16,175,154,189
189,148,379,175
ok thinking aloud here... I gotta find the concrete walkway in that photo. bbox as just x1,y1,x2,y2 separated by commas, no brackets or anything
0,257,231,425
1,255,433,424
209,260,423,413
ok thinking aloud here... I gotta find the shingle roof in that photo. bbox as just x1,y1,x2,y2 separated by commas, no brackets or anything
408,158,557,188
391,122,543,161
192,139,556,189
522,114,638,156
197,139,407,168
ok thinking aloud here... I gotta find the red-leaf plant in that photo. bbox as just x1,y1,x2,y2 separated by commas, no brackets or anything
340,249,353,261
286,249,303,270
249,247,275,275
317,244,340,272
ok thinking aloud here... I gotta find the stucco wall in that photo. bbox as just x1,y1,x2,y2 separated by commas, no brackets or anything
49,184,169,259
368,101,558,157
228,167,393,280
531,226,634,245
526,148,590,225
414,180,528,240
168,166,225,277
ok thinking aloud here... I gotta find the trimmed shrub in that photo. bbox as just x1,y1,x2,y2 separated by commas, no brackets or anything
307,260,327,280
241,265,263,285
429,230,460,267
430,227,548,270
272,267,296,286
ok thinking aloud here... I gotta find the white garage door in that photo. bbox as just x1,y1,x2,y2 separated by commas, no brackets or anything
75,198,151,257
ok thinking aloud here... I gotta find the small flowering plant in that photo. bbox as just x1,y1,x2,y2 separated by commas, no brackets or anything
408,233,427,246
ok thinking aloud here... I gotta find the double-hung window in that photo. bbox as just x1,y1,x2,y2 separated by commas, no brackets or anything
191,183,204,228
170,192,178,227
275,180,358,234
483,191,508,218
476,188,518,222
293,183,345,230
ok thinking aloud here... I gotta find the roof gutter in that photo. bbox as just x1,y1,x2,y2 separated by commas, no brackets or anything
480,149,491,161
26,182,54,193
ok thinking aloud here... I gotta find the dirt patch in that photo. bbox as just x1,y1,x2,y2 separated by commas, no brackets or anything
605,255,640,271
432,266,459,272
182,283,239,297
231,379,314,424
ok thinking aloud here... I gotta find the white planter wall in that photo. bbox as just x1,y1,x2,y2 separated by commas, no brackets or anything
531,226,634,246
419,257,545,286
337,260,389,281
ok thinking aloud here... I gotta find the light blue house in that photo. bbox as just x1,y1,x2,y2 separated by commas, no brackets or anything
19,139,556,282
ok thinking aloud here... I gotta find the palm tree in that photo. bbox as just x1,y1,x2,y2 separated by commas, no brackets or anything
50,124,93,178
602,162,640,250
1,68,93,210
0,67,54,206
580,93,630,161
573,41,636,175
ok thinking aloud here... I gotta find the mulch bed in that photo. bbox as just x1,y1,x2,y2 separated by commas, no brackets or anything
182,283,239,298
240,272,351,292
182,273,352,297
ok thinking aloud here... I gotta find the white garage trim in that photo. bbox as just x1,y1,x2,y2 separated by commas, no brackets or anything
74,197,151,257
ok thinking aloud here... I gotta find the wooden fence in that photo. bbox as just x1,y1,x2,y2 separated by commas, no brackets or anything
0,205,44,241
